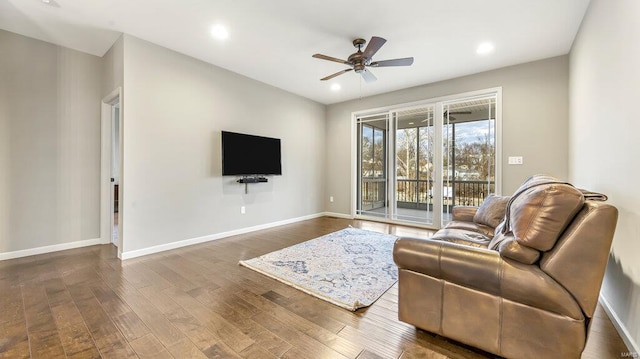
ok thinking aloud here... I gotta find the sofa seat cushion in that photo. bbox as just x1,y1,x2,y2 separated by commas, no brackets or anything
431,228,491,248
444,221,494,237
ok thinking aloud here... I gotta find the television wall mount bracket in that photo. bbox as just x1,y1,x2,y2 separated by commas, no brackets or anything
237,176,268,194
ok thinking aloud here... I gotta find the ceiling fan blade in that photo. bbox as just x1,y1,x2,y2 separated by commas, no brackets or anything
312,53,350,65
359,69,377,83
320,68,352,81
370,57,414,67
362,36,387,59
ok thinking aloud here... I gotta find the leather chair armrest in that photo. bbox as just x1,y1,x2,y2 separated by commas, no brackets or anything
451,206,479,222
393,237,583,319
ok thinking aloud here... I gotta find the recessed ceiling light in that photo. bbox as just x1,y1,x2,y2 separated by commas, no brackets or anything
330,83,341,91
41,0,50,3
476,42,495,55
210,24,229,40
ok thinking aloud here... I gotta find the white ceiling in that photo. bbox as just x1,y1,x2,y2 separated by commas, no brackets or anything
0,0,591,105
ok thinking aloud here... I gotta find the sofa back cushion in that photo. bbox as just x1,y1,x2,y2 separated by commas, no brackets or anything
473,194,510,228
505,176,585,251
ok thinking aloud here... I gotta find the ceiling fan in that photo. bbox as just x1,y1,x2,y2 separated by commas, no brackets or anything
312,36,414,83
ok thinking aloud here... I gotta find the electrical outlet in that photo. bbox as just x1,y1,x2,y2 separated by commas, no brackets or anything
329,196,334,203
508,156,523,165
240,206,246,214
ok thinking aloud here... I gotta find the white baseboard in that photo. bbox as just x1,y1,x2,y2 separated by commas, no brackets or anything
322,211,354,219
0,237,103,261
0,213,354,262
599,294,639,354
120,212,327,260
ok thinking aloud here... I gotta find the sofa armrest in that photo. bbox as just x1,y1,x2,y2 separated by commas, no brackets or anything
393,237,583,319
451,206,479,222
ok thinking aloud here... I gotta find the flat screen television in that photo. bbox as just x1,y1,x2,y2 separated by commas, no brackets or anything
221,131,282,176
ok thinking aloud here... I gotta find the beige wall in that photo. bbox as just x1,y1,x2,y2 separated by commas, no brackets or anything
325,56,569,216
570,0,640,351
119,35,326,255
0,30,102,254
101,34,124,97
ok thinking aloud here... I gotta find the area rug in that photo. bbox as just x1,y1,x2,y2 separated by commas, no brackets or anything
239,227,399,311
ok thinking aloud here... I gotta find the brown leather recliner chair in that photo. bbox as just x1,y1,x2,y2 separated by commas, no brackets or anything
393,175,618,359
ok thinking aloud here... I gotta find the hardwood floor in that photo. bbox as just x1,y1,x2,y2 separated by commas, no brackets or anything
0,217,629,358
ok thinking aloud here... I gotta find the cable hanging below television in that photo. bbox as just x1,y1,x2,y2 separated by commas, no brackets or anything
221,131,282,193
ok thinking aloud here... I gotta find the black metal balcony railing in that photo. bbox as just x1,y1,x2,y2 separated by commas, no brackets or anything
360,179,386,210
361,179,494,211
397,179,494,207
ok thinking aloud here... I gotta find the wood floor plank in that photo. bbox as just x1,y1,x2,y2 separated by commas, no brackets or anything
162,286,254,353
0,319,29,358
66,285,137,358
137,284,241,355
57,322,101,359
252,311,350,359
243,326,293,357
143,260,199,293
0,294,26,326
357,349,392,359
250,292,364,358
188,285,261,320
28,330,66,359
165,338,209,359
50,302,84,329
337,324,404,359
0,216,629,359
129,333,173,359
238,343,279,359
107,283,186,348
157,253,222,289
21,284,58,334
280,294,350,333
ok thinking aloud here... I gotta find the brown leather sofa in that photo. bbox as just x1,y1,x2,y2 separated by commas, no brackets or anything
393,175,618,358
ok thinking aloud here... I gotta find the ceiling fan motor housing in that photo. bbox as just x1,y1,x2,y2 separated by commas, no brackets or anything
350,38,368,72
349,57,366,72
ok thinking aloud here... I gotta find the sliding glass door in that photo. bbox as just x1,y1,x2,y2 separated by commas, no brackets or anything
394,106,435,225
355,90,500,228
442,97,497,224
356,113,388,217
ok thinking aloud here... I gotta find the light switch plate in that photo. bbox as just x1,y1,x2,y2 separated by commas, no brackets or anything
508,156,523,165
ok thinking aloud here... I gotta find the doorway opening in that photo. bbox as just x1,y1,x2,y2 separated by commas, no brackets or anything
110,103,120,246
100,88,123,258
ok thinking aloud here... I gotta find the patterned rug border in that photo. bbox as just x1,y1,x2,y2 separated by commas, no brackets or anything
238,227,398,311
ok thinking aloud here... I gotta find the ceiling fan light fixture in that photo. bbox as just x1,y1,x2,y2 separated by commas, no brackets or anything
476,42,494,55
